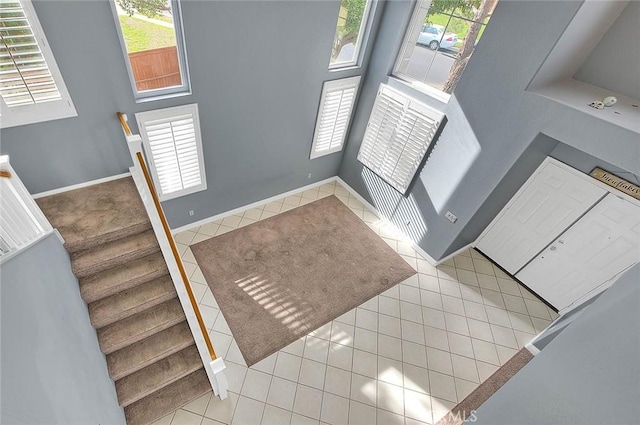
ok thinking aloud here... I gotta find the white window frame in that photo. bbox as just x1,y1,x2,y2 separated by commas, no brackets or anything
310,76,361,159
392,0,493,101
110,0,191,102
391,0,452,102
0,0,77,128
357,84,444,195
329,0,375,70
135,103,206,201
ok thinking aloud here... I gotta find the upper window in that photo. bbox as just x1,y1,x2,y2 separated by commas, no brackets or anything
393,0,498,96
0,0,76,128
135,104,206,201
111,0,190,101
329,0,374,69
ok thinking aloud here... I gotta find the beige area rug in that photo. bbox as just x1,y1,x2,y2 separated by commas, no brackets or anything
191,195,416,366
436,348,534,425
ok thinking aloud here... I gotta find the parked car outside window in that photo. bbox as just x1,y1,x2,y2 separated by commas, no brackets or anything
416,23,458,50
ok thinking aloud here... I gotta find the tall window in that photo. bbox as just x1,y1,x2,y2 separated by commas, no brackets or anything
136,104,206,201
111,0,190,100
0,0,76,128
394,0,498,96
310,76,361,159
329,0,373,69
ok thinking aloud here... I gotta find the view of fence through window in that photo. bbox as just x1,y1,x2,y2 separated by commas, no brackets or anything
114,0,183,93
395,0,498,94
330,0,371,68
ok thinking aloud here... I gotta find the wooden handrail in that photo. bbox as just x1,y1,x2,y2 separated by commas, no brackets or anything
117,112,132,136
135,151,217,360
0,170,11,178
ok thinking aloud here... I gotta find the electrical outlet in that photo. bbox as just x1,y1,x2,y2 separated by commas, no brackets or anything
308,173,312,179
189,210,194,217
445,211,457,223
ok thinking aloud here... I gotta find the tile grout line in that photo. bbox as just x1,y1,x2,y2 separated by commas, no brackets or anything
167,182,548,425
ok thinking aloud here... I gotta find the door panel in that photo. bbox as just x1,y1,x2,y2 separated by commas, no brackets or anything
516,194,640,312
477,162,607,274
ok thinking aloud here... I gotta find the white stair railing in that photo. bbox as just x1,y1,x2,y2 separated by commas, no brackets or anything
116,112,228,400
0,155,59,261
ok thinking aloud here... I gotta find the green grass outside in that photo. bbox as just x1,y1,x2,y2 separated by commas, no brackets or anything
153,14,174,24
118,15,176,52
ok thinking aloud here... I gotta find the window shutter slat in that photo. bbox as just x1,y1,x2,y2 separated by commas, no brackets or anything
136,104,207,201
357,84,444,195
0,0,62,107
310,76,361,159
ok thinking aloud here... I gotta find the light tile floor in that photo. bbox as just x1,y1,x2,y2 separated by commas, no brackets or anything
157,180,558,425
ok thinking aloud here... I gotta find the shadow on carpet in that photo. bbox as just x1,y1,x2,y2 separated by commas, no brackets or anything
191,195,416,366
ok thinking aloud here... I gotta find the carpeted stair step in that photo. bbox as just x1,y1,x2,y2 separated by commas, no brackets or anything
107,321,195,381
79,252,168,303
36,177,152,254
98,298,186,355
71,229,160,278
116,345,203,407
89,275,177,329
124,368,211,425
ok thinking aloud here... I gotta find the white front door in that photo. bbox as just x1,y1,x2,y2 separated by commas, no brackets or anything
516,193,640,312
476,161,606,274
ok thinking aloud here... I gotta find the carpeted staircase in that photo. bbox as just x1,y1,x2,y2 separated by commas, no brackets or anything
37,177,211,425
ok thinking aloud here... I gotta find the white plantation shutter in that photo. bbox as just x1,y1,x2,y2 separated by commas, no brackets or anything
357,84,444,195
0,0,76,127
310,76,361,159
136,104,207,201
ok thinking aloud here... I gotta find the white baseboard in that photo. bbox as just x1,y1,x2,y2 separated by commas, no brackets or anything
525,342,541,356
335,177,466,267
437,243,476,265
171,175,467,267
171,177,338,234
32,172,132,199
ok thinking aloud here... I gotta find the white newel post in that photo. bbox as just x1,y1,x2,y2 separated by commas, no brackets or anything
119,114,228,400
210,358,228,399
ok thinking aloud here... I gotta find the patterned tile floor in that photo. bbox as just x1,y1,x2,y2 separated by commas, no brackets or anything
156,180,558,425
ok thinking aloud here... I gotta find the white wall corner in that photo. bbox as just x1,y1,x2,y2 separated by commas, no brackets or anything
209,358,228,400
525,341,541,356
53,228,65,245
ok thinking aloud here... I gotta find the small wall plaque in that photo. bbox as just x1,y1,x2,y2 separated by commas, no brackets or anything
590,167,640,200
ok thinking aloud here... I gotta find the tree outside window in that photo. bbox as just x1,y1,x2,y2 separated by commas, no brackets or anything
330,0,372,68
394,0,498,95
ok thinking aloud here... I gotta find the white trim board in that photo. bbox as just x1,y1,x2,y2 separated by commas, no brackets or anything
335,177,472,267
32,172,132,199
525,342,541,356
172,173,460,267
171,177,338,234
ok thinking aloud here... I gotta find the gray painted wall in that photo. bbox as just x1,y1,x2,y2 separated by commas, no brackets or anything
338,0,640,261
0,233,125,425
2,0,638,254
0,0,379,228
474,263,640,425
574,1,640,99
